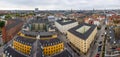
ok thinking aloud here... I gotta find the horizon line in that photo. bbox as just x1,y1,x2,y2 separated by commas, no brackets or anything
0,8,120,11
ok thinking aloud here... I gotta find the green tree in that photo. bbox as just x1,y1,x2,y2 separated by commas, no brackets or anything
5,15,12,20
0,21,5,28
114,27,120,40
16,13,20,17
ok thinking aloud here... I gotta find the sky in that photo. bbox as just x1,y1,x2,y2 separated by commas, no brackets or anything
0,0,120,10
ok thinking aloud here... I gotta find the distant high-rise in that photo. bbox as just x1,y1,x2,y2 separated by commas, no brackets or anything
35,8,39,13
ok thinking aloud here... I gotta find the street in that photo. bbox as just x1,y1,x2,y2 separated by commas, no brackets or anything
90,25,106,57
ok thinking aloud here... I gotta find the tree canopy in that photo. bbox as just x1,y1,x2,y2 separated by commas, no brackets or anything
0,21,5,28
5,15,12,20
114,27,120,40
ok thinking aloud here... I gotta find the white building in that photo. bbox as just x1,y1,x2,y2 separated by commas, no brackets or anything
48,16,55,22
55,19,78,34
22,26,30,31
93,21,100,26
67,23,97,53
48,27,55,32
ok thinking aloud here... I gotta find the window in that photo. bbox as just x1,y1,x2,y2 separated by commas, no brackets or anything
10,55,12,57
51,47,53,50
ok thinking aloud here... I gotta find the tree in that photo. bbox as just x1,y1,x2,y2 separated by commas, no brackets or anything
5,15,12,20
16,13,21,17
114,27,120,40
0,21,5,28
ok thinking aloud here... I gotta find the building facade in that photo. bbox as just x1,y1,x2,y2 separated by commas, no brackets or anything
67,23,97,53
17,31,64,56
13,36,36,55
3,18,72,57
55,19,78,34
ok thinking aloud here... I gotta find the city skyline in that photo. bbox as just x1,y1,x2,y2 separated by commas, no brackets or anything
0,0,120,10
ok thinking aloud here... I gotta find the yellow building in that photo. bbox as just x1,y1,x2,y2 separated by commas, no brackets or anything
17,31,64,56
67,23,97,53
13,36,36,55
40,38,64,56
3,18,71,57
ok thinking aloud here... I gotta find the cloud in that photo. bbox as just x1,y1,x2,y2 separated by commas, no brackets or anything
0,0,120,10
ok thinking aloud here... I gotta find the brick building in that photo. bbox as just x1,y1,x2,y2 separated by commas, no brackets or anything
2,19,24,43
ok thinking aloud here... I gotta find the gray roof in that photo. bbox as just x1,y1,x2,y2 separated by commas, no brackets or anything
15,36,36,46
6,19,23,30
21,31,56,38
52,50,72,57
21,31,38,37
30,39,44,57
36,41,44,57
29,18,48,23
4,46,27,57
40,38,62,47
68,23,97,40
56,19,76,25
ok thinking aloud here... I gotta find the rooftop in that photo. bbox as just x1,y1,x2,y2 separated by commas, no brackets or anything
29,18,48,24
56,19,76,25
68,23,96,40
76,25,91,34
14,36,36,46
39,38,62,47
52,50,72,57
18,31,61,46
4,46,27,57
21,31,38,37
31,40,44,57
6,19,23,30
21,31,56,38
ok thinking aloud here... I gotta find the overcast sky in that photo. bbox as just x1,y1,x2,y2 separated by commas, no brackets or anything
0,0,120,10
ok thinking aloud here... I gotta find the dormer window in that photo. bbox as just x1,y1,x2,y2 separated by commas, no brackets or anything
10,55,12,57
7,53,9,56
5,51,7,53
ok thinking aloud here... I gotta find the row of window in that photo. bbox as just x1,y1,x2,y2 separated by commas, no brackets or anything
44,45,63,50
44,47,63,51
13,42,31,55
14,44,30,49
14,41,31,48
14,46,30,55
43,44,63,56
14,44,30,48
14,46,30,51
14,45,31,51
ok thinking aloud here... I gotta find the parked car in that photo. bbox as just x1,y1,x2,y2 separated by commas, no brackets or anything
98,46,102,52
95,53,100,57
101,35,104,37
99,41,102,44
